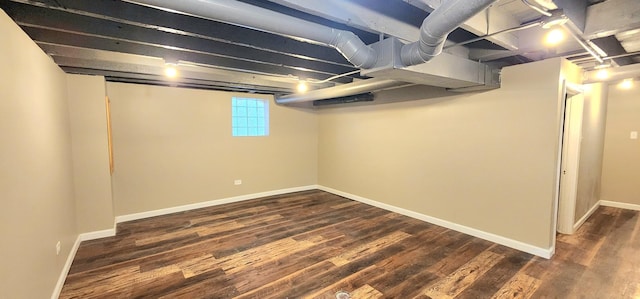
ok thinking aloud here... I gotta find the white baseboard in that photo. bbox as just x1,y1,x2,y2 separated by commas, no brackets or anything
115,185,318,224
317,185,554,259
52,230,116,298
79,228,116,241
600,200,640,211
51,235,82,299
51,185,318,298
572,201,600,232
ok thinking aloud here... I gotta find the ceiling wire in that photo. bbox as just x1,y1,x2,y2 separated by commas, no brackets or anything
308,70,361,84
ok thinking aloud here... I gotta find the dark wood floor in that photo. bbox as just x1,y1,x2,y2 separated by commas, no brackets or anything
60,190,640,298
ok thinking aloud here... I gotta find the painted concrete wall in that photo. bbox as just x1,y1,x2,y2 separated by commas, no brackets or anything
601,83,640,206
575,83,609,222
66,74,114,232
0,9,78,299
107,82,318,216
318,58,566,251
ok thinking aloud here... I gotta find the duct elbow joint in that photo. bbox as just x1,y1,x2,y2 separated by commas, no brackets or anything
347,47,378,69
400,30,446,66
332,30,377,69
400,0,498,67
400,42,439,66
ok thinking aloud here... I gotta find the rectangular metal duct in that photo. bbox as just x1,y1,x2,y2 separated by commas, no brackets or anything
362,38,499,90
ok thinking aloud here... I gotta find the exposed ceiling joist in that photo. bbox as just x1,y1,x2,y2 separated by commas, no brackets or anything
6,0,353,66
8,3,355,70
590,36,635,66
266,0,422,42
22,24,356,83
42,43,303,93
269,0,522,51
2,0,640,96
69,67,292,94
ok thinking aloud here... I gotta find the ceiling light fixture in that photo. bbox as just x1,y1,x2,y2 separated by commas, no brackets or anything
164,64,178,78
544,29,565,46
618,79,634,89
297,80,308,93
595,69,610,80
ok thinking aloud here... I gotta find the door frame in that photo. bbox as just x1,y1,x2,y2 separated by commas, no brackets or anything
551,80,584,255
557,90,584,234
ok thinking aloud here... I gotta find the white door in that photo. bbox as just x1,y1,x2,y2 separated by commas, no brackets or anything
557,93,584,234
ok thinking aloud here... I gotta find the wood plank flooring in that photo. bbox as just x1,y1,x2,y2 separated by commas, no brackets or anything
60,190,640,298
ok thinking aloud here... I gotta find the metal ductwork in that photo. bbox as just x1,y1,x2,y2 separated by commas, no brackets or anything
400,0,498,66
361,37,500,91
129,0,500,104
312,93,374,106
127,0,378,68
275,79,406,104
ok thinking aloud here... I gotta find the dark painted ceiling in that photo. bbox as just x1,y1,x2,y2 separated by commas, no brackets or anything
1,0,638,94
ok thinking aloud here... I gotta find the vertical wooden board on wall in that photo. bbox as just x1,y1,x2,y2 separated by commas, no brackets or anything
106,95,114,174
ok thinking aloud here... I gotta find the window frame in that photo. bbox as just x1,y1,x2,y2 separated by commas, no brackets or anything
231,97,270,137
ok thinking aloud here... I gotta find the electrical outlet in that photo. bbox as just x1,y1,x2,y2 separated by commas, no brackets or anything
234,179,242,185
56,241,61,255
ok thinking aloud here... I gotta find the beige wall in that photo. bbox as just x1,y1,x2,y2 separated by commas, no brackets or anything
575,83,608,220
107,83,318,215
66,74,114,232
0,5,609,295
0,10,78,298
601,83,640,205
318,58,565,249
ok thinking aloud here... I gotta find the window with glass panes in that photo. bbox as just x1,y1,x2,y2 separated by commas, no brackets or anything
231,97,269,136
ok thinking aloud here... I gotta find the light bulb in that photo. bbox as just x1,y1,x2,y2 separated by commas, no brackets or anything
164,65,178,78
544,29,564,46
595,69,609,80
297,81,308,93
618,79,633,89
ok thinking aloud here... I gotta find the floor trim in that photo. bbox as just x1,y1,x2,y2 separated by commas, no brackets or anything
573,201,600,232
115,185,319,224
79,228,116,241
318,185,554,259
52,185,318,298
51,235,81,299
52,188,640,298
600,200,640,211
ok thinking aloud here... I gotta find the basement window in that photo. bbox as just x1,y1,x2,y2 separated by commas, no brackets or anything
231,97,269,137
